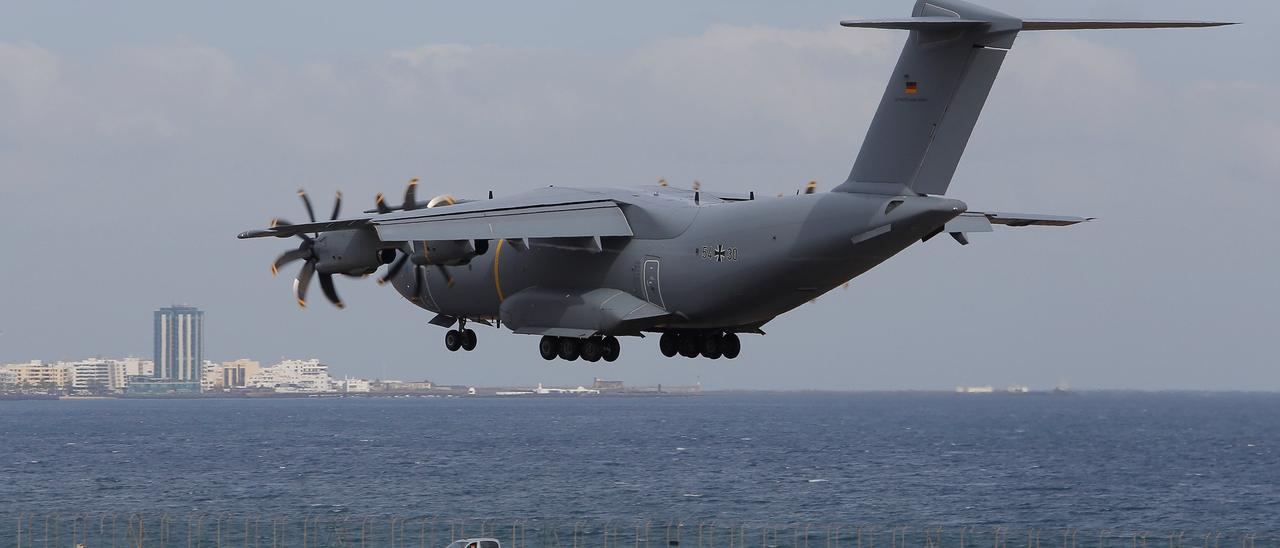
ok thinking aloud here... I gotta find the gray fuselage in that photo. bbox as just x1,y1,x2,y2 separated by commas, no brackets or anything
382,186,964,333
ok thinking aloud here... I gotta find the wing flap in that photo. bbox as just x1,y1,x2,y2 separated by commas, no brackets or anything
373,200,633,242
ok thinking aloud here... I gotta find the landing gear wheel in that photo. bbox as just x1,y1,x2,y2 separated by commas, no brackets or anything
700,333,722,359
581,337,603,362
460,329,477,351
659,332,679,358
602,336,621,362
444,330,462,352
678,334,699,358
539,336,559,361
558,338,581,361
721,332,741,359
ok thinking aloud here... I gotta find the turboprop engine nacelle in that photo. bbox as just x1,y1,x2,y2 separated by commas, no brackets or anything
312,227,395,275
412,239,489,267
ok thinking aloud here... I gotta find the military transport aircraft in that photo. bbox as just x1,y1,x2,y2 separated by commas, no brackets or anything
240,0,1228,363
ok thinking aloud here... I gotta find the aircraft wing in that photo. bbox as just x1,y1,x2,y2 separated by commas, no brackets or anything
374,199,633,242
239,188,634,242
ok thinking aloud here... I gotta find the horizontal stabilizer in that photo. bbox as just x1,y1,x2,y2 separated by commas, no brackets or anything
841,17,1234,32
948,211,1092,234
1020,20,1235,31
839,17,989,30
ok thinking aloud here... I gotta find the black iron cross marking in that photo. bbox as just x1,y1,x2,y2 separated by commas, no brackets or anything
713,245,727,262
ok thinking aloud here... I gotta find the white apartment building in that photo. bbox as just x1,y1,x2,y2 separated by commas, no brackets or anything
200,360,222,392
2,359,131,392
119,357,154,377
66,359,122,392
247,359,335,393
340,377,370,393
2,360,69,390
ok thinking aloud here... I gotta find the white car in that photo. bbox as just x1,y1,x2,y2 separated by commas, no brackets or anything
446,538,501,548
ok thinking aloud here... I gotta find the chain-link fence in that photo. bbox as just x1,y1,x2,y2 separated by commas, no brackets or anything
5,516,1275,548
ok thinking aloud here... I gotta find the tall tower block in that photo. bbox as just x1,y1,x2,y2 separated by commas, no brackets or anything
154,306,204,381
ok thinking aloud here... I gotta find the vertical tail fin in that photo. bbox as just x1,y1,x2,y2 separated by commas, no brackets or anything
833,0,1232,197
836,0,1020,197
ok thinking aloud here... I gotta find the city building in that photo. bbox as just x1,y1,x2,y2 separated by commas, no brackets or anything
340,377,370,393
154,305,204,381
220,359,262,388
119,357,154,377
369,380,434,393
592,378,625,391
3,361,69,390
66,359,122,393
200,360,222,392
127,379,201,396
247,359,334,393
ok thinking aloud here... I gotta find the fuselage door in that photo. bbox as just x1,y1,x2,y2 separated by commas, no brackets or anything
643,258,665,309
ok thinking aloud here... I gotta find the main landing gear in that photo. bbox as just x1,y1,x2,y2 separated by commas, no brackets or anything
539,335,621,363
444,319,477,352
659,331,741,360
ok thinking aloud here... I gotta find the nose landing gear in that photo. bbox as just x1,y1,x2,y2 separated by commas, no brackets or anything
444,319,477,352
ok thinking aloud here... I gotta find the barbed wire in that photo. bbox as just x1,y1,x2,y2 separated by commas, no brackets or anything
5,515,1275,548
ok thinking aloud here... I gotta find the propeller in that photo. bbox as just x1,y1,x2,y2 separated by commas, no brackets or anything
403,177,421,210
804,181,817,194
269,189,346,309
371,177,462,298
370,177,425,214
377,242,455,299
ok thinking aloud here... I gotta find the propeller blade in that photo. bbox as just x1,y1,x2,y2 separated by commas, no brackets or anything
298,189,317,223
378,252,408,285
293,261,315,308
318,272,344,309
404,177,420,211
437,265,455,288
804,181,817,195
412,265,425,302
375,193,392,214
330,191,342,220
271,248,309,276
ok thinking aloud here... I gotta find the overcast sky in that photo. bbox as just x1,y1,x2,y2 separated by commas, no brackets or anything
1,1,1276,390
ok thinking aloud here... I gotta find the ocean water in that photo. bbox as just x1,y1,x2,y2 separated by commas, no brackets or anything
1,392,1277,531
